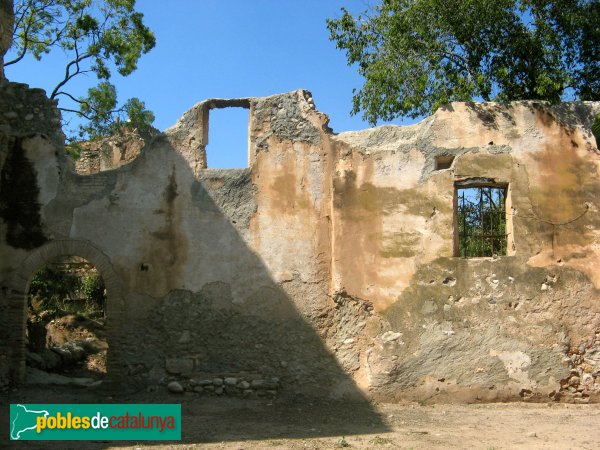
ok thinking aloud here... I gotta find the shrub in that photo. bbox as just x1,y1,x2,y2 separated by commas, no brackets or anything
82,272,106,309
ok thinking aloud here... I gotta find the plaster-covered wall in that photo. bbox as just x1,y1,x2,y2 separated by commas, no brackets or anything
1,81,599,403
331,102,600,402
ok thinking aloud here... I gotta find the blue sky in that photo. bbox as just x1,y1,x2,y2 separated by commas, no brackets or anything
6,0,414,168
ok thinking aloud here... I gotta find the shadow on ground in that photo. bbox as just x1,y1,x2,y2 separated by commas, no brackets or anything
1,386,388,449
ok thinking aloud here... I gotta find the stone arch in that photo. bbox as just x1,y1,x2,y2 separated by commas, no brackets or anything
2,239,124,384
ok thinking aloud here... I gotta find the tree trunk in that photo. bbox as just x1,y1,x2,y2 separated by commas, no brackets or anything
0,0,14,82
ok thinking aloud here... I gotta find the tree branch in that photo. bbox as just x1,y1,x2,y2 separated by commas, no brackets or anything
58,106,93,121
5,5,37,66
50,40,93,99
54,90,86,105
12,0,32,35
7,1,69,66
55,90,124,116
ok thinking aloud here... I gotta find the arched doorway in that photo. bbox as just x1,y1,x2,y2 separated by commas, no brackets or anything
2,240,123,385
27,256,107,382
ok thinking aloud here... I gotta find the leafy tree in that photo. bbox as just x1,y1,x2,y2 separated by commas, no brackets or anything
121,97,155,136
327,0,599,123
77,81,118,138
4,0,156,138
76,81,155,139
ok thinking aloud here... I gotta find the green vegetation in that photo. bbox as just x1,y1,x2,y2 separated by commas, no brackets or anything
28,263,106,316
64,141,83,160
5,0,156,140
81,271,105,307
77,81,156,139
29,267,80,307
327,0,599,123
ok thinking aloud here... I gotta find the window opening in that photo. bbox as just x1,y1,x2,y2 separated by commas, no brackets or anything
435,155,454,170
207,106,249,169
457,186,507,257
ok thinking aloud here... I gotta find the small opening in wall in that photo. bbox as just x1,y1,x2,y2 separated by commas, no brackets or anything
207,107,249,169
435,155,455,170
455,185,508,257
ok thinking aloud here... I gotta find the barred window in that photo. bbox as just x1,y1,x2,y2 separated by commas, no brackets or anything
455,185,508,257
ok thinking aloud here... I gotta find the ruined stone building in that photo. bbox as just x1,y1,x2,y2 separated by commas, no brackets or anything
1,0,599,400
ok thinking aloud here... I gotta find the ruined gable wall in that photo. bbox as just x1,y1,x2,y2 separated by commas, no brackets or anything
332,101,600,402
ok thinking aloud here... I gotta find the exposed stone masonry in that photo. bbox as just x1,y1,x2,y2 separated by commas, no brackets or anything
73,127,149,175
166,376,281,398
0,82,64,144
556,329,600,403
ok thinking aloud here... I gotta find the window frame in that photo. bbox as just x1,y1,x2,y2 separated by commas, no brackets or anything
453,179,514,258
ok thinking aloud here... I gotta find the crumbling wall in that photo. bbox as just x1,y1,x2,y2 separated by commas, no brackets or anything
0,81,65,385
73,127,149,175
331,101,600,402
1,78,599,403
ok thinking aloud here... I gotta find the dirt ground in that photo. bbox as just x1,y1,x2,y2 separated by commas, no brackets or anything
29,310,108,378
2,385,599,449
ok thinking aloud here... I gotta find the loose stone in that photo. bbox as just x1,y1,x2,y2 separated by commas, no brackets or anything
167,381,184,393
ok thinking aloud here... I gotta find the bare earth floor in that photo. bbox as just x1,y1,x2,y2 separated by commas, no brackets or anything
2,386,599,449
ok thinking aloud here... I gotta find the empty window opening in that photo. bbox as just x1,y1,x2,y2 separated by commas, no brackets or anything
207,107,249,169
26,256,107,381
456,186,508,257
435,155,455,170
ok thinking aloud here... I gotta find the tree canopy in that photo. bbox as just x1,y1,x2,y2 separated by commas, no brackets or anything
4,0,156,139
327,0,599,124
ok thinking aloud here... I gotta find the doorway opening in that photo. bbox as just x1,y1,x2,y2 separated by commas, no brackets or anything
25,256,108,383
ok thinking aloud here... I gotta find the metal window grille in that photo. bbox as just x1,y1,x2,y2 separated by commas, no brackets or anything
457,187,507,257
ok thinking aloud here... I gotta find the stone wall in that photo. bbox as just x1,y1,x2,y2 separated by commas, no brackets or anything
1,81,599,403
72,127,149,175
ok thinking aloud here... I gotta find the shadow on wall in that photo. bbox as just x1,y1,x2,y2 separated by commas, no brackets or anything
457,100,599,135
1,121,389,446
